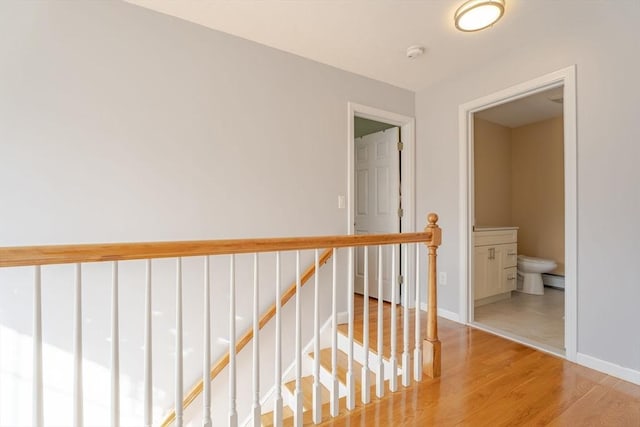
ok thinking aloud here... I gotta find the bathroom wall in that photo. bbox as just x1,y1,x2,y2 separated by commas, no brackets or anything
512,117,565,273
474,116,564,273
474,117,512,226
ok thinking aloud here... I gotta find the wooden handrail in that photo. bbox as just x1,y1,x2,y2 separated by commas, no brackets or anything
0,232,433,267
0,215,442,425
160,248,334,427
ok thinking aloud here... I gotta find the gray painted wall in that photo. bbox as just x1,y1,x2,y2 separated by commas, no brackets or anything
416,1,639,374
0,1,414,424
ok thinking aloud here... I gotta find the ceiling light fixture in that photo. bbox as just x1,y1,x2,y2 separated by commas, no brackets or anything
454,0,505,32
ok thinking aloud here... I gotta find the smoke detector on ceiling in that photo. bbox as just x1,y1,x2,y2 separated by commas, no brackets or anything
406,45,426,59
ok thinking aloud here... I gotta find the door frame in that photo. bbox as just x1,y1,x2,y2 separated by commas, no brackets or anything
347,102,416,307
457,66,578,361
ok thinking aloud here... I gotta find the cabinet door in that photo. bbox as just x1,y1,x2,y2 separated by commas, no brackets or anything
474,246,500,300
503,267,518,292
500,243,518,269
473,246,488,300
496,244,517,292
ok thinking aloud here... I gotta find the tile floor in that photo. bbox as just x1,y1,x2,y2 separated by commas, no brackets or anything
474,287,565,352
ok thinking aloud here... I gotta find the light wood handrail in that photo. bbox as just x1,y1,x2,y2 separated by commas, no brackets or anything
0,232,433,268
0,216,442,425
160,248,334,427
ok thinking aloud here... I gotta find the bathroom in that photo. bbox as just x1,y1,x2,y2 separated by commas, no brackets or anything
471,87,565,354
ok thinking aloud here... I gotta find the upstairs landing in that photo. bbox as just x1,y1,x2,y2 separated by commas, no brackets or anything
325,296,640,426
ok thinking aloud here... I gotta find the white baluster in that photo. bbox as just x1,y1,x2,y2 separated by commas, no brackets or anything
312,249,321,424
376,246,384,398
144,260,153,427
111,262,120,427
74,263,84,427
346,246,355,410
294,251,303,427
330,249,339,417
175,258,184,427
414,244,422,381
402,244,411,387
361,246,371,404
33,266,44,427
390,245,398,392
273,252,283,427
229,255,238,427
203,256,212,427
252,253,261,427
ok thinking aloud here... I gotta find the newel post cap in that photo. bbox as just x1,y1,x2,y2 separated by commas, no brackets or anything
425,212,442,247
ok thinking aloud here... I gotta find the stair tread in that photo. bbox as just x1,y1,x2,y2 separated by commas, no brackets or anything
337,312,424,367
299,380,396,425
260,406,294,427
312,348,363,385
261,298,423,425
265,379,396,426
284,375,331,411
312,348,393,397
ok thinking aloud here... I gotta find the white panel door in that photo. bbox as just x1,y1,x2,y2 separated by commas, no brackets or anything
354,127,400,302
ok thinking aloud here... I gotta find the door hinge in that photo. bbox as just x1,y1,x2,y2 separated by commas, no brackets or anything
398,208,404,218
397,141,404,151
398,275,404,285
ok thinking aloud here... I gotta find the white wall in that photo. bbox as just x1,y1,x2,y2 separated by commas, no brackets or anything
0,1,413,425
416,2,640,374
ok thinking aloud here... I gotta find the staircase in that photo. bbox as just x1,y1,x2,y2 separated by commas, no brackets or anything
261,350,367,426
260,297,421,426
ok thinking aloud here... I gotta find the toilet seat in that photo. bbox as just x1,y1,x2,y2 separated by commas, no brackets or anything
518,255,553,265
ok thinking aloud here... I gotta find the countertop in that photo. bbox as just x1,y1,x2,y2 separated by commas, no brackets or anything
473,226,519,232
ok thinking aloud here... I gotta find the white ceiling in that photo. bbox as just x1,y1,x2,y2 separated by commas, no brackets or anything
125,0,585,91
475,86,564,128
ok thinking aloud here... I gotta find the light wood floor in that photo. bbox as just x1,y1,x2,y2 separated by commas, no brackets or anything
475,288,565,352
323,295,640,426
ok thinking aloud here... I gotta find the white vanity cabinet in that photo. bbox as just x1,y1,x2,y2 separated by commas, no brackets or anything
473,227,518,304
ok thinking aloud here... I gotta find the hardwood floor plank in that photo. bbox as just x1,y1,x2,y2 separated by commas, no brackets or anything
320,295,640,426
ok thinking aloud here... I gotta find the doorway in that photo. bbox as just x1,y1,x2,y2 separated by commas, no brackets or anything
458,66,578,361
472,87,565,353
347,103,416,305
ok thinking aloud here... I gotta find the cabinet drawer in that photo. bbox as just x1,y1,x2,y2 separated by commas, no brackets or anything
503,267,517,291
501,244,518,268
474,229,517,246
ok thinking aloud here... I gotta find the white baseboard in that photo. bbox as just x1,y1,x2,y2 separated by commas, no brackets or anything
414,307,640,386
576,353,640,386
420,303,461,323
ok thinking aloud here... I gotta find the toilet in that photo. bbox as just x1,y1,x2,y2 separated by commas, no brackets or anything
516,255,557,295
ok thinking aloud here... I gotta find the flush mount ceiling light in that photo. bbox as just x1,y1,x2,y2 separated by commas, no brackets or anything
454,0,505,32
